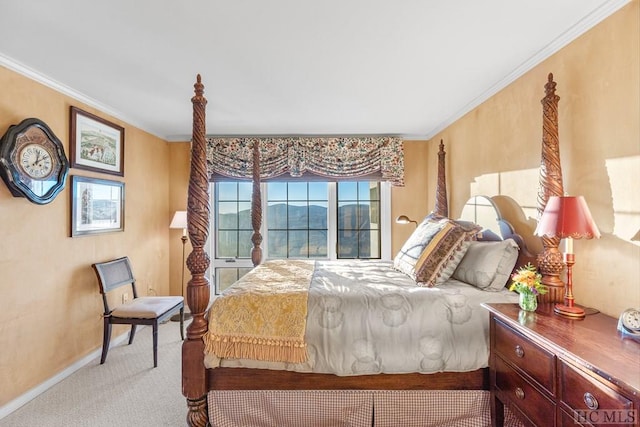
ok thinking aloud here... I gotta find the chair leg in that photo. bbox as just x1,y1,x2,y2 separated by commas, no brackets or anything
101,318,112,364
152,322,159,368
179,307,184,340
129,325,137,345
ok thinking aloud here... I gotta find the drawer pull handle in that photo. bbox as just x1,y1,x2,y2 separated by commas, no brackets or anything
515,387,525,400
514,345,524,358
584,392,599,410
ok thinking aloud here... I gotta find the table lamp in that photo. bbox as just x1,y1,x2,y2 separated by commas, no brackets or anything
535,196,600,319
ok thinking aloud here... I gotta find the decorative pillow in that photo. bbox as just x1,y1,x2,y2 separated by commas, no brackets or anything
476,229,502,241
414,222,480,287
393,215,450,279
451,239,519,291
393,214,480,287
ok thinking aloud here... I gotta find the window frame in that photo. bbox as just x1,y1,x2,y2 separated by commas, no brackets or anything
208,181,392,293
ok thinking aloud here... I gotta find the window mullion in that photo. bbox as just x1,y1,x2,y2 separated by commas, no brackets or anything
380,182,391,261
327,182,337,260
260,182,268,260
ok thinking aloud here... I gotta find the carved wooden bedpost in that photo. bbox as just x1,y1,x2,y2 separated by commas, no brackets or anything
182,75,211,427
251,140,263,266
537,73,565,303
434,139,449,217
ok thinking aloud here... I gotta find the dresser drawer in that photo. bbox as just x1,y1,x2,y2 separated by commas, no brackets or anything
560,361,633,414
495,356,555,427
493,318,556,394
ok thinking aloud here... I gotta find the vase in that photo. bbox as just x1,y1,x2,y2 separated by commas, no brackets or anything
519,293,538,312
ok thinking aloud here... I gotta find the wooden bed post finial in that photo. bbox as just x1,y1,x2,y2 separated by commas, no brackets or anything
537,72,565,303
183,74,210,427
434,139,449,217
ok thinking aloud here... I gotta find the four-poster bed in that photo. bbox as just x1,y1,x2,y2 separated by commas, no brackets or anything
181,74,551,426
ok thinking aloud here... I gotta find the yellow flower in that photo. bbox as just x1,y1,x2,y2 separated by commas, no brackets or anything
509,263,547,296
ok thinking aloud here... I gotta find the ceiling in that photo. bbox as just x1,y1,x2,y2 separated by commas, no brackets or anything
0,0,629,141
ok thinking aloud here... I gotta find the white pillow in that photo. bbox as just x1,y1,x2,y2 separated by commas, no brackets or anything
451,240,519,291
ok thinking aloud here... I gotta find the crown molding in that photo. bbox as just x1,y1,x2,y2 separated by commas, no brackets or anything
0,52,161,140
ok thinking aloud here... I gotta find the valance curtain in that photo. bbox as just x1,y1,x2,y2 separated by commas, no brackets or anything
206,136,405,186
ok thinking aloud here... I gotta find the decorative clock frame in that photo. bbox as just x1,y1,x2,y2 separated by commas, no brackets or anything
0,118,69,204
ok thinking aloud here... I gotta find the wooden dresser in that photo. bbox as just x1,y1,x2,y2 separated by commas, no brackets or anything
483,303,640,427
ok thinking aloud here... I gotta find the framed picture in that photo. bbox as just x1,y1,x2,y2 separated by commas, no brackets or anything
71,176,124,237
70,106,124,176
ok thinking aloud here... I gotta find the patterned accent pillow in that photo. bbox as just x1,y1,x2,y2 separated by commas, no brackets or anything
393,214,480,286
452,240,519,291
414,221,480,287
393,215,448,279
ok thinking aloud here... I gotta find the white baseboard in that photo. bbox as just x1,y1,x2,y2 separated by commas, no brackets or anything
0,331,131,420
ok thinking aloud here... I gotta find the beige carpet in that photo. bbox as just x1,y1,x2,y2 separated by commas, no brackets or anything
2,319,527,427
1,321,187,427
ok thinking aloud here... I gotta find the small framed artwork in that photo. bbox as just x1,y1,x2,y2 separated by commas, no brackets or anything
70,106,124,176
71,175,124,237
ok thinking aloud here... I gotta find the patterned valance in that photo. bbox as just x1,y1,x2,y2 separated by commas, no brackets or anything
206,136,405,186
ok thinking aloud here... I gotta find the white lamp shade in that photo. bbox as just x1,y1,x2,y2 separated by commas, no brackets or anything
170,211,188,229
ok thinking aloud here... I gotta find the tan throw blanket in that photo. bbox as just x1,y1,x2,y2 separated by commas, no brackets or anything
204,259,315,364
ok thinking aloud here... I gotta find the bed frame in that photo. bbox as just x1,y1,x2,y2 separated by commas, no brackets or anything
181,75,547,426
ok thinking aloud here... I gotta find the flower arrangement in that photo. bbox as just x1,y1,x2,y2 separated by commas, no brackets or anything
509,263,547,296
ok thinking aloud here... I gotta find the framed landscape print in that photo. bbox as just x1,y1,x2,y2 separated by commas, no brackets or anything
71,176,124,237
70,106,124,176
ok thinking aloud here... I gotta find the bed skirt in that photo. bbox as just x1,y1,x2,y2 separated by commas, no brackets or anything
208,389,524,426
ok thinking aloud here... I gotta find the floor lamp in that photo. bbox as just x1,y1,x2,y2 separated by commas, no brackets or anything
170,210,191,321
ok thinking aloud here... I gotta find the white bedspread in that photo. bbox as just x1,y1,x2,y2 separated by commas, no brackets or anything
205,260,518,375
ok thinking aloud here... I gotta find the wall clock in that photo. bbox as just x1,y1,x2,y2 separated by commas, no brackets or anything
617,308,640,341
0,118,69,204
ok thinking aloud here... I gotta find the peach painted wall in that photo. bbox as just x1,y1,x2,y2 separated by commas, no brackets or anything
0,66,173,406
391,141,430,254
424,1,640,318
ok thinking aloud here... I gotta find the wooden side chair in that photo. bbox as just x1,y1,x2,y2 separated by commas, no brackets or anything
92,256,184,367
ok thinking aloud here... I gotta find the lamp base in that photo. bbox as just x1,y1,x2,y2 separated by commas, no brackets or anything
170,312,192,322
554,303,585,319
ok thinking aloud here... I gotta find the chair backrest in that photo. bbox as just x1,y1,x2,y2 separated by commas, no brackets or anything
92,256,138,297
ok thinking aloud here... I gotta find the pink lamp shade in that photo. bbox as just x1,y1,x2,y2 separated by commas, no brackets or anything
534,196,600,240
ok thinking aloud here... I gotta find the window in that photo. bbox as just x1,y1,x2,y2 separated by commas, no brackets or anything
215,182,253,259
210,181,391,293
337,182,381,259
267,182,328,259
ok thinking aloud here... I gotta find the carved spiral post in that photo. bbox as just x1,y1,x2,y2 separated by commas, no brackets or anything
251,140,263,266
434,140,449,217
182,75,211,427
537,73,565,303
